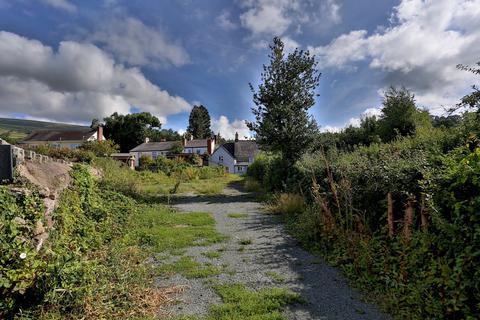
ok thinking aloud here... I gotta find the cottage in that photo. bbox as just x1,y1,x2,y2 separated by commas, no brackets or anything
209,133,259,174
129,136,216,167
18,126,105,149
182,136,216,155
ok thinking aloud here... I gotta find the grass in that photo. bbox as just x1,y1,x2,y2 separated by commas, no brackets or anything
239,238,252,245
203,250,222,259
158,256,223,279
207,284,304,319
265,271,286,283
227,213,249,219
129,205,226,253
137,172,244,196
264,193,306,215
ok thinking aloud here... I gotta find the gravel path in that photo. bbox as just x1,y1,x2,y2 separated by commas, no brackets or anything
162,184,390,320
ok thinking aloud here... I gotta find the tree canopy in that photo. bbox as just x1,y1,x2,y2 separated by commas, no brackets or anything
247,37,320,166
103,112,162,152
187,105,213,139
378,87,418,142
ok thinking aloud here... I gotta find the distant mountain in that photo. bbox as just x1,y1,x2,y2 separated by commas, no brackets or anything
0,118,89,141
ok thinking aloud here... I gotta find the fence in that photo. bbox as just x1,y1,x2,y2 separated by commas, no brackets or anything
0,139,72,181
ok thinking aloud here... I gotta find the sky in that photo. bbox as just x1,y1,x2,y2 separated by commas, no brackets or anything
0,0,479,138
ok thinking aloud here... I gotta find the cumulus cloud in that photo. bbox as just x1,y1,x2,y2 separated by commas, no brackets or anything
0,31,191,123
321,107,382,132
239,0,341,45
310,0,480,110
40,0,76,12
216,10,237,30
90,16,190,67
211,115,251,140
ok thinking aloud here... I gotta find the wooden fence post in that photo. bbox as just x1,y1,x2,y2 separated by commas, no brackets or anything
387,192,394,238
420,193,428,232
403,198,414,243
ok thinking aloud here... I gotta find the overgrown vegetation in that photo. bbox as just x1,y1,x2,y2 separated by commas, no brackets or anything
0,156,230,318
246,42,480,318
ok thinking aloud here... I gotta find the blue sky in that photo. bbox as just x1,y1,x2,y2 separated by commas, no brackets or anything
0,0,479,138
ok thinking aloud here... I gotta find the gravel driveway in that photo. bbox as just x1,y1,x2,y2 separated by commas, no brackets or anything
164,184,389,320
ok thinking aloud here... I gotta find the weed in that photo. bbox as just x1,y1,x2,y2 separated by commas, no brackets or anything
203,251,222,259
265,271,286,282
207,284,304,319
227,213,249,219
239,239,252,245
265,193,306,215
158,257,222,279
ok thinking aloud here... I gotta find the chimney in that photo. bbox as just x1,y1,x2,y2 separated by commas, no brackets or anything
145,137,150,143
190,134,194,141
207,138,215,155
182,135,187,146
160,138,166,142
97,125,103,142
235,132,239,142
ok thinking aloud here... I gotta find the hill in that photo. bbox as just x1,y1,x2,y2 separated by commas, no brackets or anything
0,118,88,142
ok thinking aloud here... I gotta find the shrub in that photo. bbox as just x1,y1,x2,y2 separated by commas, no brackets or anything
79,139,119,157
265,193,306,215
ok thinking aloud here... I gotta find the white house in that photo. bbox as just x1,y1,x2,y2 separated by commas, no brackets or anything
209,133,259,174
182,136,215,155
130,136,216,167
19,126,105,149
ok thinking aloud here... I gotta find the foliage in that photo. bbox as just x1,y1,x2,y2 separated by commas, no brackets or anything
455,61,480,113
32,145,96,163
247,37,320,166
171,141,185,154
0,187,45,312
187,105,213,139
257,124,480,318
378,86,418,142
207,284,304,320
103,112,162,152
79,139,119,157
265,193,306,216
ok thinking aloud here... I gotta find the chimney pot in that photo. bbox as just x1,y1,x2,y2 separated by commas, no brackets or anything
235,132,239,142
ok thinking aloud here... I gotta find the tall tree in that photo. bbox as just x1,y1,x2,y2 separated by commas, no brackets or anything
378,86,418,142
247,37,320,166
187,105,213,139
455,61,480,113
103,112,161,152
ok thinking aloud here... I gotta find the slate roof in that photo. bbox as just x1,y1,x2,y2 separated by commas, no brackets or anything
184,139,208,148
220,141,259,159
130,141,179,152
20,130,95,142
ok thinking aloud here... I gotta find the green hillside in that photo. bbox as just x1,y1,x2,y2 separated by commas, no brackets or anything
0,118,88,142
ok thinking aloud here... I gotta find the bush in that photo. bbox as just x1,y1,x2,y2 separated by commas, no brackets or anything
79,139,119,157
265,193,306,215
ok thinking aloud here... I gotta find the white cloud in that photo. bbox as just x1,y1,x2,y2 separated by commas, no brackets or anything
321,107,382,132
211,115,251,140
0,31,191,123
281,36,300,53
216,10,237,30
239,0,342,44
40,0,76,12
90,16,190,67
310,0,480,110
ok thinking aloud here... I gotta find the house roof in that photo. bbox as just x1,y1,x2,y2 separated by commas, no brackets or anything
130,141,179,152
218,140,259,159
185,139,208,148
20,129,95,142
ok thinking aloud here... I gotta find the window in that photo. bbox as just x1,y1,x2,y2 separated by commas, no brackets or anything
196,149,201,154
219,156,224,162
237,166,243,171
152,151,158,159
